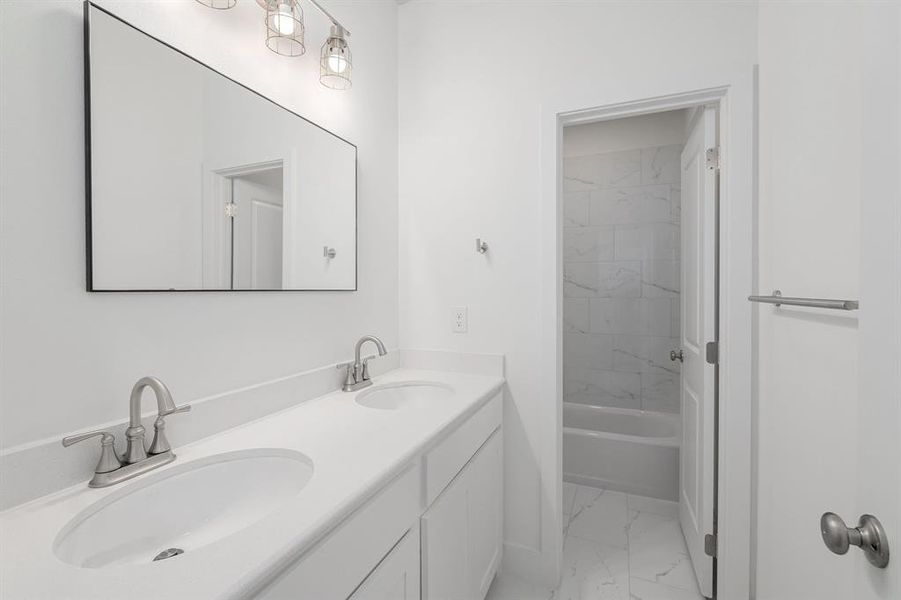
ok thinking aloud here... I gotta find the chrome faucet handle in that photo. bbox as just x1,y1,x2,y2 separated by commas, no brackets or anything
337,361,358,387
149,404,190,455
61,430,122,474
159,403,191,418
361,354,378,381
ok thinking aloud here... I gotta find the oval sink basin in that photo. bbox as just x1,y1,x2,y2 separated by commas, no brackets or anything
54,448,313,569
356,381,453,410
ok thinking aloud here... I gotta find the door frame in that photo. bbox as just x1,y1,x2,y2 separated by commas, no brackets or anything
539,86,753,599
202,158,290,289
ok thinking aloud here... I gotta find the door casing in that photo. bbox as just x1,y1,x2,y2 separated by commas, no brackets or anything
540,86,752,599
202,158,289,289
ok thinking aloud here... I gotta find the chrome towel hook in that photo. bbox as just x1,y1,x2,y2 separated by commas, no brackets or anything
476,238,488,254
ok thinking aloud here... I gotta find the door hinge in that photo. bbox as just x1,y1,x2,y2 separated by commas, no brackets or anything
706,147,720,170
706,341,718,365
225,202,237,218
704,533,717,557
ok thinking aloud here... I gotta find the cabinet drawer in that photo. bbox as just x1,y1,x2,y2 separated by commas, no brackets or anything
256,464,421,600
423,393,501,506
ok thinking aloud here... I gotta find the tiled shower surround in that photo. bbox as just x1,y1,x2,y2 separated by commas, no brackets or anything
562,144,682,414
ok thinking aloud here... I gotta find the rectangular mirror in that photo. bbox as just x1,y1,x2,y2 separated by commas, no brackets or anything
85,3,357,291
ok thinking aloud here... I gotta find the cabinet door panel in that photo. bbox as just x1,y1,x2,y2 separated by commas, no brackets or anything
467,430,503,598
350,526,420,600
421,429,502,600
424,394,502,504
421,476,469,600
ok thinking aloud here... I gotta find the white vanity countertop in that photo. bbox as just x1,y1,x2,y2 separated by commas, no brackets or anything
0,368,504,600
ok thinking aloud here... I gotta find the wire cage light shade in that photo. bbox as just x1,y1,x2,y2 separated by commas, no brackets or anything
196,0,237,9
265,0,305,57
320,25,352,90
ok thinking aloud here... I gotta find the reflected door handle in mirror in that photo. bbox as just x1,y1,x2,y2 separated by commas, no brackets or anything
821,512,890,568
670,349,683,362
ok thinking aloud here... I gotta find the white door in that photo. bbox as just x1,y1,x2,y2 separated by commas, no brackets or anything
232,172,283,289
851,4,900,597
678,106,716,598
854,128,901,596
753,2,900,599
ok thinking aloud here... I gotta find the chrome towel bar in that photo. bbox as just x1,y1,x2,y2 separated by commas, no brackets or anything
748,289,859,311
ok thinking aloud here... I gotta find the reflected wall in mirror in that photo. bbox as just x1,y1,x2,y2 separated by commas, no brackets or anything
86,3,357,291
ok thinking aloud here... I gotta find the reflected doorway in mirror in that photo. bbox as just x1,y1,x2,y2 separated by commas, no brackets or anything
203,160,286,290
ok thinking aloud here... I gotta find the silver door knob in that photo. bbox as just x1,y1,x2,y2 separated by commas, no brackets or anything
820,512,890,568
670,350,683,362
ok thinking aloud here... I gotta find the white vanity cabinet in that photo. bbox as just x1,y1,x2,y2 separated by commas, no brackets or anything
420,429,503,600
255,392,502,600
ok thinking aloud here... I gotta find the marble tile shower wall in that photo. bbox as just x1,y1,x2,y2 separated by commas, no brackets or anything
562,144,682,414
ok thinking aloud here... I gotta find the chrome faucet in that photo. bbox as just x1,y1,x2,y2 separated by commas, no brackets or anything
125,376,189,463
62,376,190,488
338,335,388,392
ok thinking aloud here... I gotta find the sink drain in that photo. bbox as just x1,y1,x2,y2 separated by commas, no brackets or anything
152,548,184,562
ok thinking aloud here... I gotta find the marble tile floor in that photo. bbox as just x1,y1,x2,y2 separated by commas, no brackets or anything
486,482,705,600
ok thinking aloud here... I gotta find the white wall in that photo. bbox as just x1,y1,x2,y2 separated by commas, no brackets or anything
562,111,686,416
0,0,398,449
398,1,757,586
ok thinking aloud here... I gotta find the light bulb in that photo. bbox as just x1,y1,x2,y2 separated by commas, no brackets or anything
327,53,347,74
273,3,295,35
320,26,351,89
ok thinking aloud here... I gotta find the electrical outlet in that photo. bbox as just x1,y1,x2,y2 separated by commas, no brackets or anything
451,306,468,333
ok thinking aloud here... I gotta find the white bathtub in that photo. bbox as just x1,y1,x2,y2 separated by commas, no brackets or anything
563,403,680,501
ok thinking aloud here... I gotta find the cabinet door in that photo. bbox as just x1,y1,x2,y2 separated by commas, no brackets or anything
255,465,421,600
421,429,502,600
350,526,420,600
466,430,503,598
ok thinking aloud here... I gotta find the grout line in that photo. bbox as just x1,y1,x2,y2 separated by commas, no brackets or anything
626,493,633,598
563,180,683,193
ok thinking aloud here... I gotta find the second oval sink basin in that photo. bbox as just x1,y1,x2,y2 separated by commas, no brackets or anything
356,381,453,410
54,448,313,569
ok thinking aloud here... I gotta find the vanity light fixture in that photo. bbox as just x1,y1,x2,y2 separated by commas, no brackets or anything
196,0,237,9
320,25,352,90
264,0,305,57
196,0,352,90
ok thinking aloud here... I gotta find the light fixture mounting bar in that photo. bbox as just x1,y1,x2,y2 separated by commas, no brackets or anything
305,0,350,35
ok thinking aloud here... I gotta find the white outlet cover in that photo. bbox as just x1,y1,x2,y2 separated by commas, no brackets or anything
451,306,468,333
